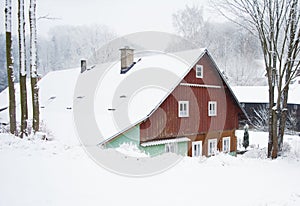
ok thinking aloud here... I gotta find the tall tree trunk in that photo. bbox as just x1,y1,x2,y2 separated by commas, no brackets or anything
5,0,17,135
29,0,39,132
278,0,300,150
272,97,280,159
267,70,274,158
18,0,28,138
278,83,289,151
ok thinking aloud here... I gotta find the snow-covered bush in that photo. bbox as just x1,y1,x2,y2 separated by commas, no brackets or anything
243,148,267,159
280,141,300,159
282,142,291,153
0,120,52,140
116,142,149,158
0,123,10,134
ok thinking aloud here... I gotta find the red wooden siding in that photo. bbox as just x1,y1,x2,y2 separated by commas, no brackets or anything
140,53,243,143
186,130,237,156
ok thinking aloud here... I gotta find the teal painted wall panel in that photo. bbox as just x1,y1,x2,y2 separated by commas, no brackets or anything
177,142,188,156
140,142,188,156
106,125,140,148
143,144,165,156
106,125,188,157
140,142,188,157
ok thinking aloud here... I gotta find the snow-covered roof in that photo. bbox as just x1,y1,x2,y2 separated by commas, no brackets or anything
0,82,33,124
232,85,300,105
0,48,245,144
38,69,80,111
91,49,247,144
288,85,300,104
91,49,206,143
232,86,269,104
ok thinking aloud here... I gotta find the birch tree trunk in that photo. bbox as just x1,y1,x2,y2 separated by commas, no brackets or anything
18,0,28,138
5,0,17,135
29,0,39,132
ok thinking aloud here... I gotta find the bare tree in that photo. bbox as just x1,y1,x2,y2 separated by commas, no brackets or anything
286,110,298,134
252,104,269,132
42,25,116,69
18,0,28,138
5,0,17,135
173,5,204,44
29,0,39,132
172,5,263,86
213,0,300,158
277,0,300,152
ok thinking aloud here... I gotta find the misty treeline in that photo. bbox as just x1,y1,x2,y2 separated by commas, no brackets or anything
0,6,266,93
172,5,265,86
0,25,116,92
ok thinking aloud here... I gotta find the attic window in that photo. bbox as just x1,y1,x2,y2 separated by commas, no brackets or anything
196,65,203,78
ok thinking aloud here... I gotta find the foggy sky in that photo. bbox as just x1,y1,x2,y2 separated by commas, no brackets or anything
0,0,219,38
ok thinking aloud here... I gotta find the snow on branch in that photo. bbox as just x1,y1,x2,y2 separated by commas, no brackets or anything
38,14,61,21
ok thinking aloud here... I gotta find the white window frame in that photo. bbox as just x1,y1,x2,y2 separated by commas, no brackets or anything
222,137,231,153
178,101,189,117
165,142,178,153
208,101,217,116
196,64,203,78
192,141,202,157
208,138,217,156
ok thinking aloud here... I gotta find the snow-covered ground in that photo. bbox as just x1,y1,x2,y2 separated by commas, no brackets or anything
1,128,300,206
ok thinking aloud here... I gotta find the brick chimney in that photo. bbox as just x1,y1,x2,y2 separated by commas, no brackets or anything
120,46,134,74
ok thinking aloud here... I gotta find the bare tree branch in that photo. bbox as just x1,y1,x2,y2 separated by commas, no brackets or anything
37,14,61,21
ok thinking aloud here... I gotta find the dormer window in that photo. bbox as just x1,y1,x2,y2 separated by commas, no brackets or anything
196,65,203,78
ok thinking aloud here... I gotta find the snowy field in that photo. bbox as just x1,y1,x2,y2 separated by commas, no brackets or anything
1,127,300,206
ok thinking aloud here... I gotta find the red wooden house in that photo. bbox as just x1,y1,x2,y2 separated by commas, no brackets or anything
96,47,247,157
